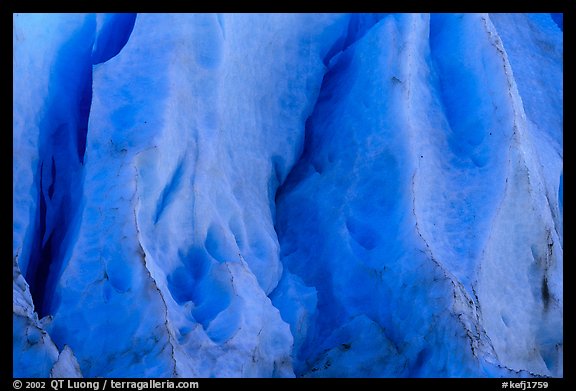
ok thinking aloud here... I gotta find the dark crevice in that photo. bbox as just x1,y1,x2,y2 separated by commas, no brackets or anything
273,15,388,211
27,153,80,318
26,161,48,315
274,12,386,258
24,13,137,319
271,14,388,376
92,13,137,65
275,15,371,200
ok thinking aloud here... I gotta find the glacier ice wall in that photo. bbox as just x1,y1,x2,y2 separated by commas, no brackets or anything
13,13,562,377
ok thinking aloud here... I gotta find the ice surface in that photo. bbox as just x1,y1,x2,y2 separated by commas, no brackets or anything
51,346,83,378
476,13,563,377
274,14,504,377
13,258,83,377
13,13,562,378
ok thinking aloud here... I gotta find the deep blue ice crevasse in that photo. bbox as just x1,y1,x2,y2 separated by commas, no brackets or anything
92,14,137,65
25,14,138,318
25,16,96,318
26,160,48,317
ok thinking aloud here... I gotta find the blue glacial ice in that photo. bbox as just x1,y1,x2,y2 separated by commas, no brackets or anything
13,13,562,378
